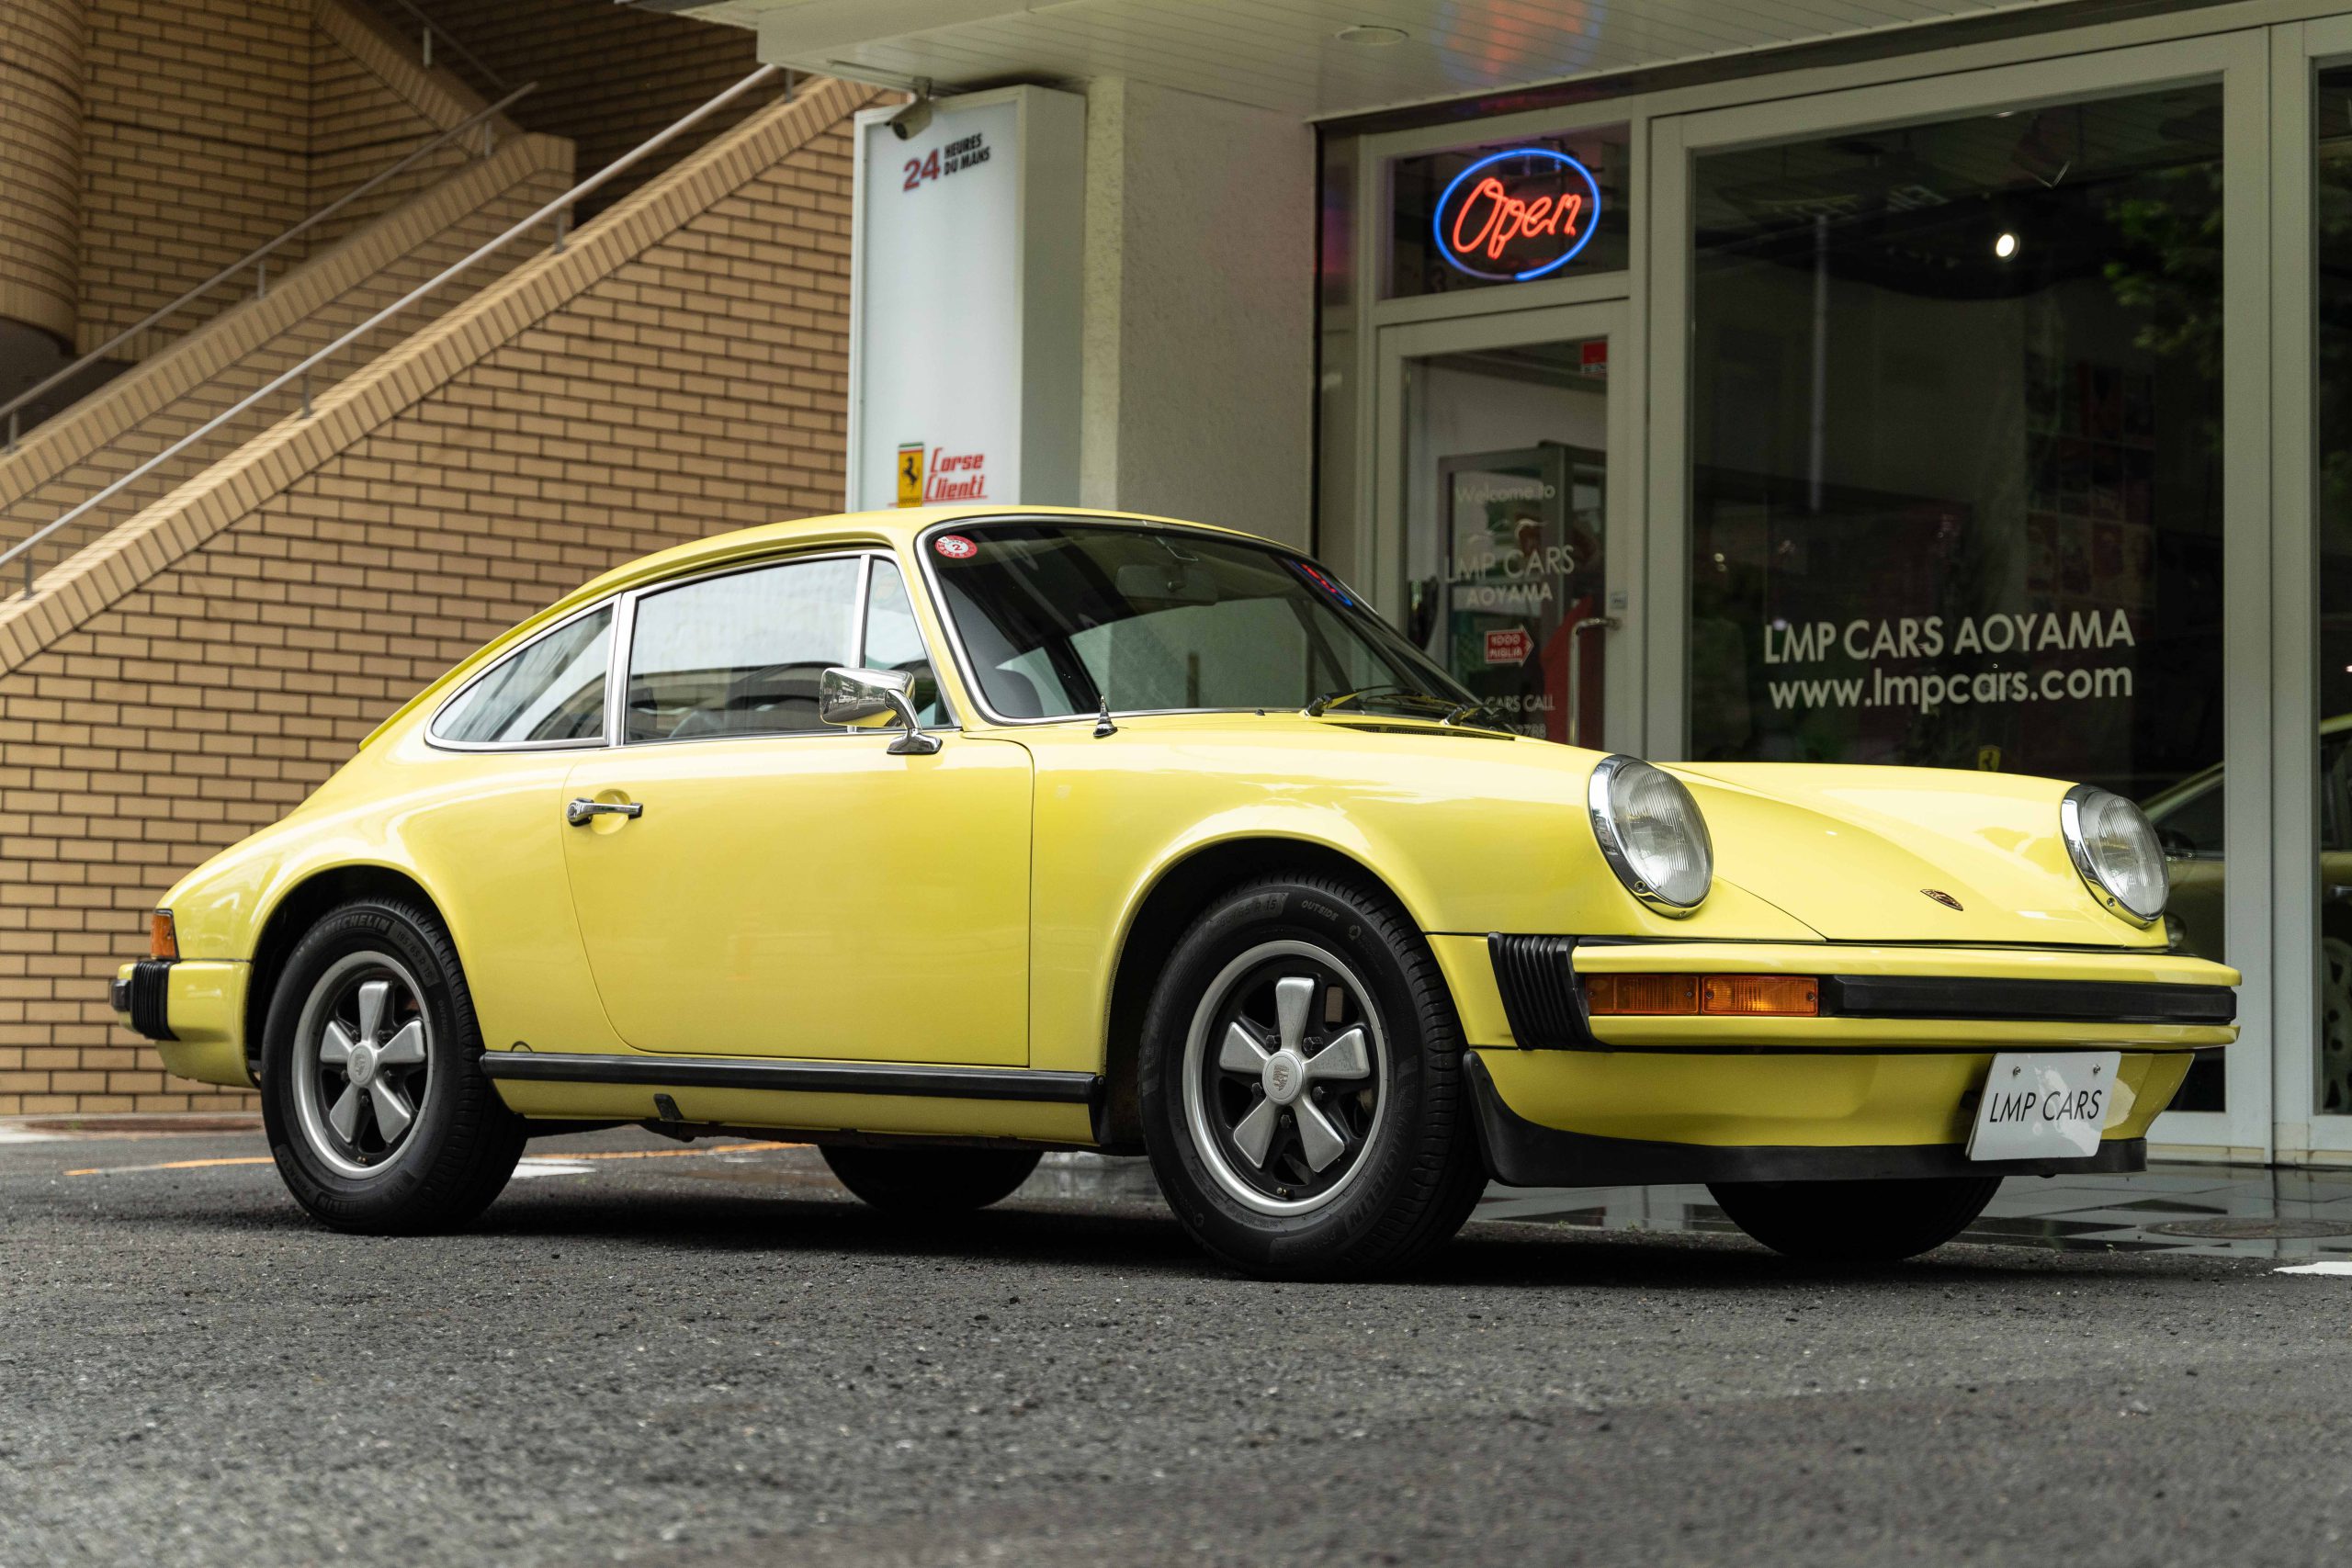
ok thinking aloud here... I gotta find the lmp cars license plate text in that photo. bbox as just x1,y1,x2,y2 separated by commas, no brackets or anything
1967,1050,2121,1161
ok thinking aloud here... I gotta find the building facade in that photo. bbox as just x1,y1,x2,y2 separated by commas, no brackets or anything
733,0,2352,1166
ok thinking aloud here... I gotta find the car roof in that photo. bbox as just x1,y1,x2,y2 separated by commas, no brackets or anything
563,505,1272,608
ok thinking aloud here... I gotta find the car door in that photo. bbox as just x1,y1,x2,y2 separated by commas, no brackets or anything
558,551,1032,1065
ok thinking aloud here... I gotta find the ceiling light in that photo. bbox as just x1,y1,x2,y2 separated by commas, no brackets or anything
1336,24,1408,46
1994,231,2018,259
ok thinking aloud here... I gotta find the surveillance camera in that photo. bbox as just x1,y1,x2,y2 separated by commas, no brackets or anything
888,85,933,141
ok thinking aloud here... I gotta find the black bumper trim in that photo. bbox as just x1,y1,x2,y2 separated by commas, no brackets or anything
1821,975,2235,1027
1486,936,2237,1048
116,960,175,1042
1464,1052,2146,1186
481,1051,1099,1106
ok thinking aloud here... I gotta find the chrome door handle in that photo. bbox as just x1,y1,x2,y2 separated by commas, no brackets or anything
565,798,642,827
1566,615,1620,750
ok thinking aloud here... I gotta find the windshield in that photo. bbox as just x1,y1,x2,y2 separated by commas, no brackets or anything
925,523,1480,722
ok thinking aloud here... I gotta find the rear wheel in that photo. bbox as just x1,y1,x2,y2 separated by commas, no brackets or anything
261,898,525,1234
820,1145,1042,1213
1707,1176,2002,1262
1137,873,1485,1280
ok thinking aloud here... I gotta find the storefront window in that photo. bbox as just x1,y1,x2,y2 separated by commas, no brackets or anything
1387,126,1630,297
2313,67,2352,1118
1401,337,1613,743
1687,86,2228,1107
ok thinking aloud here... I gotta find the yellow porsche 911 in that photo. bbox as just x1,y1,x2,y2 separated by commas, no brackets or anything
114,509,2236,1277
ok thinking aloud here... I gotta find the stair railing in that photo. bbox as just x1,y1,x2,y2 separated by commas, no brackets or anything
1,64,787,601
376,0,511,95
0,83,537,454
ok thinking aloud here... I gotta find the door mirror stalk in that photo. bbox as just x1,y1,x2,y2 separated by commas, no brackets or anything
820,666,943,755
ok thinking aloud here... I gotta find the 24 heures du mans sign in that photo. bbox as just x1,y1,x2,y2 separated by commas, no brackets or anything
1432,147,1603,283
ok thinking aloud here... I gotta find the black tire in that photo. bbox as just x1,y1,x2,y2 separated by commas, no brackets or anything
1707,1176,2003,1263
820,1145,1042,1213
260,897,526,1234
1137,872,1486,1280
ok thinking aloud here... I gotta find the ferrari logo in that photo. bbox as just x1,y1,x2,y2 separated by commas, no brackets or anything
895,442,925,507
1921,888,1964,911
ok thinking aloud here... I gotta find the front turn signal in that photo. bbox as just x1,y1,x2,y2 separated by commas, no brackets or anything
1582,973,1821,1018
1699,975,1819,1017
1583,974,1700,1015
149,908,178,960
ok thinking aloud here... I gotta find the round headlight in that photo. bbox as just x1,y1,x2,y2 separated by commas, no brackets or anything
2060,784,2167,925
1588,755,1713,915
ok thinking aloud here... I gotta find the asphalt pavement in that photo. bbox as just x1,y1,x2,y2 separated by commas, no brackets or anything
3,1122,2348,1567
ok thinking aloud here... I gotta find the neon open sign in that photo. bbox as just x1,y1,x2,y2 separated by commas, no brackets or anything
1433,148,1602,282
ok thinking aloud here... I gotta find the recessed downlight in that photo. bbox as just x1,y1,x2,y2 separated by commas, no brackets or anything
1336,24,1408,46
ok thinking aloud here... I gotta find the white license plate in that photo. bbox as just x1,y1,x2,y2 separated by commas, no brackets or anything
1967,1050,2122,1162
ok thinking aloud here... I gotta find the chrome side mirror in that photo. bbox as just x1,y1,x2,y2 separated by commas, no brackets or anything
820,666,941,755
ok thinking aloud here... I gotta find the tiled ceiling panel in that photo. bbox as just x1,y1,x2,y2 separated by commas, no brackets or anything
673,0,2089,118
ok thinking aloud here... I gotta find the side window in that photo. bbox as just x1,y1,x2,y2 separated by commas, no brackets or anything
625,558,859,742
863,559,946,727
433,607,613,746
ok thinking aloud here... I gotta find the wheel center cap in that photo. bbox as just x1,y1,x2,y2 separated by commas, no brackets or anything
346,1042,378,1089
1262,1048,1306,1106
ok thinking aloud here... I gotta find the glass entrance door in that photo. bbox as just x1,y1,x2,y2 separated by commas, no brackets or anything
1376,302,1638,751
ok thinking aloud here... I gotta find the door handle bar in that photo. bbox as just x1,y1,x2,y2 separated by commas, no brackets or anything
1566,615,1620,750
566,798,642,827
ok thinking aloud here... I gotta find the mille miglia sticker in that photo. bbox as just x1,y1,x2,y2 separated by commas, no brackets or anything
933,535,978,559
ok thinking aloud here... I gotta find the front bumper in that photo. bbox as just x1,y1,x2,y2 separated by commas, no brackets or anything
110,959,253,1088
1430,936,2237,1186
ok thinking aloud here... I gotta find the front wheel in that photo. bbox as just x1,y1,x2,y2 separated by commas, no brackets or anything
1137,873,1486,1280
1707,1176,2002,1262
820,1145,1042,1213
261,897,525,1234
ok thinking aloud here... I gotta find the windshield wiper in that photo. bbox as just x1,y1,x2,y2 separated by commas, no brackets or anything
1305,684,1472,721
1305,682,1411,717
1441,700,1499,728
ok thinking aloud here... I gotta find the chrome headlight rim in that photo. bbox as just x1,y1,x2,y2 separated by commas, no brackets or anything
2059,783,2166,928
1587,754,1713,918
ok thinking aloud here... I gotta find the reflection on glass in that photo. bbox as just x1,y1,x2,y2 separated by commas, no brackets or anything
1687,86,2227,1109
1402,338,1610,743
625,558,859,741
2315,69,2352,1116
435,608,611,745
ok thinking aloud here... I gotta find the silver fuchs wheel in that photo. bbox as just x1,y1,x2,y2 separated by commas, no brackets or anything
289,951,433,1179
1138,873,1486,1280
1180,940,1389,1217
262,897,526,1235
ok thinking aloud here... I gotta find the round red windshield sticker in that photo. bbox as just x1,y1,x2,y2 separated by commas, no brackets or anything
934,535,978,559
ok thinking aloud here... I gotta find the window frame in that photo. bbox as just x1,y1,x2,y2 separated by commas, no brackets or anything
424,598,621,753
912,513,1469,729
425,547,958,755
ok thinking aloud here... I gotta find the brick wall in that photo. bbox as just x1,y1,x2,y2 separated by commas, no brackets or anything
77,0,321,357
364,0,765,217
0,0,89,343
73,0,498,364
0,78,869,1112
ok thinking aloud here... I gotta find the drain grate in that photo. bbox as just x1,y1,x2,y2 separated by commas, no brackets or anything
2144,1216,2352,1240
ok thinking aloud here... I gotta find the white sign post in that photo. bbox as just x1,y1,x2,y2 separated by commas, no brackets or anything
847,85,1084,513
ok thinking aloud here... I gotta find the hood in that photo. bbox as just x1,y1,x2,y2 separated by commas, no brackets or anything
1669,763,2162,947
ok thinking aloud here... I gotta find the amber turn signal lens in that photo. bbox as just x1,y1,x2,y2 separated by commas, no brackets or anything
1699,975,1819,1017
149,909,178,961
1583,974,1700,1015
1582,973,1823,1017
